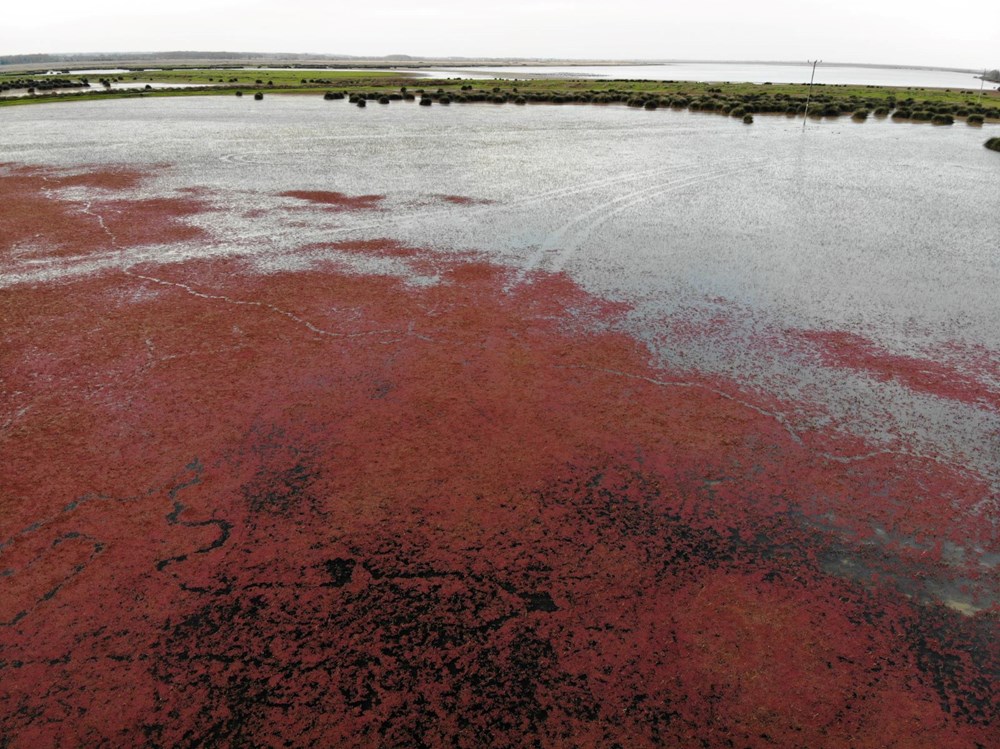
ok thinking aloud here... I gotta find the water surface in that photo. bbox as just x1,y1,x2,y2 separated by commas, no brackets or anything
415,62,990,89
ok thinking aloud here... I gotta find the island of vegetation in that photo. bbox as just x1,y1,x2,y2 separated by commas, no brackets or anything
2,64,999,128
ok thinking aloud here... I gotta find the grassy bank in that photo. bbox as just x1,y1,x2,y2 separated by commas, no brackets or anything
3,67,999,123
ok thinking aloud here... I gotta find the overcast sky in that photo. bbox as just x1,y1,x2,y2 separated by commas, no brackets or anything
2,0,996,70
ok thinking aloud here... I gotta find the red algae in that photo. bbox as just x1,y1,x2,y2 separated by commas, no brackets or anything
0,165,207,260
280,190,385,210
799,328,1000,411
434,194,495,205
1,166,998,748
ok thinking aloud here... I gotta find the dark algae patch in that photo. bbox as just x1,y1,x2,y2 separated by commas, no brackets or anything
280,190,385,210
0,164,997,747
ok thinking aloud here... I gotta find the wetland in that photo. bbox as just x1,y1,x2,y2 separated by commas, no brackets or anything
1,81,998,747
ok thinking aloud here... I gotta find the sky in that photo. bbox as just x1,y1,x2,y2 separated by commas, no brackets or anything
2,0,997,70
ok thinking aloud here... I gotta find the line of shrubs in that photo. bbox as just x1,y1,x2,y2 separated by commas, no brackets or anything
0,77,93,92
323,85,1000,127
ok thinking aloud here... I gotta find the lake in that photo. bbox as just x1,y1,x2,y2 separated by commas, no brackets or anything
163,62,992,89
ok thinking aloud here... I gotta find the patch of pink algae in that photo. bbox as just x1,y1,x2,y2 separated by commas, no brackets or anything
280,190,385,210
798,329,1000,411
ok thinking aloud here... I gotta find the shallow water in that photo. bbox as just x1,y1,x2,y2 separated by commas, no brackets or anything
1,81,210,98
3,97,997,470
414,62,991,89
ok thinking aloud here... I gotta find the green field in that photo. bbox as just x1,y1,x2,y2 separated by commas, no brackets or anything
2,66,999,122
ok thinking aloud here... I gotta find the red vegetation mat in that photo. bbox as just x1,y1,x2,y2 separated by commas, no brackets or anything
798,329,1000,412
0,164,205,260
280,190,385,211
1,166,997,748
434,194,494,205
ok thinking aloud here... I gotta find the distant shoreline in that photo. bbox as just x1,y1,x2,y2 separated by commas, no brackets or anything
0,54,987,76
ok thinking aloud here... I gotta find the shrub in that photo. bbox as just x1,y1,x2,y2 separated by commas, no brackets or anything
514,96,526,105
419,97,432,106
644,100,658,110
743,114,753,124
439,96,451,105
967,114,985,125
985,137,1000,151
853,109,870,120
378,96,390,104
873,107,889,116
931,113,954,125
254,92,263,100
357,99,366,108
236,91,243,97
911,110,933,121
892,109,911,119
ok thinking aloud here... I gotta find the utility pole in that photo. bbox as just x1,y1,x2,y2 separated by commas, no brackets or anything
802,59,821,131
981,69,986,100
